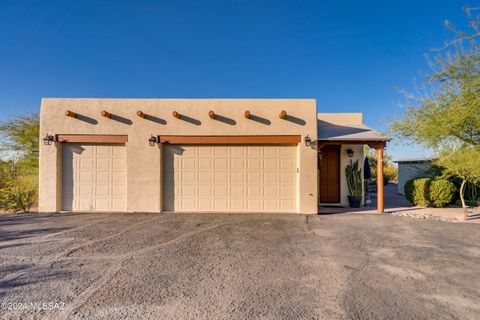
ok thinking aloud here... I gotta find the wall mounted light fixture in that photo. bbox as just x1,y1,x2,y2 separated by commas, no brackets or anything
244,110,251,119
43,134,55,145
208,110,216,119
304,135,312,147
347,148,354,158
137,111,146,118
148,135,158,147
172,111,181,119
279,110,287,119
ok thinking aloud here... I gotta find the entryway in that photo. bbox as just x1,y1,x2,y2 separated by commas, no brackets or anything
319,145,340,204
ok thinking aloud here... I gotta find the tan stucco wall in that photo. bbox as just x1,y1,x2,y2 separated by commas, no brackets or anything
39,98,318,214
317,113,363,126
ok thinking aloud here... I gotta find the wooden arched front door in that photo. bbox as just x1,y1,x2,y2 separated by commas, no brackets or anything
319,145,340,203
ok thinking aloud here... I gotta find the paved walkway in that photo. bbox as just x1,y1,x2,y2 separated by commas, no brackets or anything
319,184,480,223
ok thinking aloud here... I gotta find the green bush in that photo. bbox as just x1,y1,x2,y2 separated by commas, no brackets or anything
0,161,37,213
0,177,36,213
405,177,431,207
404,179,415,203
404,177,456,208
429,179,456,207
0,184,36,212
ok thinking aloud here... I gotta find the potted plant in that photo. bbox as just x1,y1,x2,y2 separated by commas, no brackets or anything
345,159,363,208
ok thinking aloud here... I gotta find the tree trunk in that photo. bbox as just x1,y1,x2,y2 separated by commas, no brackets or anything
460,180,468,221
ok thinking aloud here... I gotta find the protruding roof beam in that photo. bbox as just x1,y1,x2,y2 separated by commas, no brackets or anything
65,110,77,118
101,110,112,119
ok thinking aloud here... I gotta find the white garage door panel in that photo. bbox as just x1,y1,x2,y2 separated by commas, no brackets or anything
62,144,126,211
163,145,296,212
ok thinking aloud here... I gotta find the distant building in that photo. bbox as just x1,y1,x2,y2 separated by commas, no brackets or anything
394,159,434,195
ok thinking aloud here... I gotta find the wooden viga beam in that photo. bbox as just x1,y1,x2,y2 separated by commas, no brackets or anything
101,110,112,119
65,110,77,118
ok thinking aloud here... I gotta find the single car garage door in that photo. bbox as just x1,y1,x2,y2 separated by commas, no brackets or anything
163,145,297,212
62,144,126,211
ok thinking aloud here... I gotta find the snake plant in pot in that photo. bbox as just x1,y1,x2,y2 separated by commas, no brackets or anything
345,159,362,208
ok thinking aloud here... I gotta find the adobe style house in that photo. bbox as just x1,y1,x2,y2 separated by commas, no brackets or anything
39,99,390,214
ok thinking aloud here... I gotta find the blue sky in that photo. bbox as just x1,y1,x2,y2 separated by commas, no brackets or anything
0,1,473,160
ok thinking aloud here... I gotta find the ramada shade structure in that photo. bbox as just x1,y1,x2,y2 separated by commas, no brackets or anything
318,120,392,213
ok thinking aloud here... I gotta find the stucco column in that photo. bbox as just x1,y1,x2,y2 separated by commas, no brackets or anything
377,147,384,213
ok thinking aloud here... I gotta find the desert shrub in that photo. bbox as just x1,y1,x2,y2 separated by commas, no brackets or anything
404,177,431,207
429,179,456,207
0,161,37,212
0,183,36,212
404,177,456,208
404,179,415,203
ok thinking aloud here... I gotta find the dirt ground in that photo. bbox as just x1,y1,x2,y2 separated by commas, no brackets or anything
0,212,479,319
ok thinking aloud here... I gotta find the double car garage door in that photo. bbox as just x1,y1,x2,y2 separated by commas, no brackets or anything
62,143,297,212
163,145,297,212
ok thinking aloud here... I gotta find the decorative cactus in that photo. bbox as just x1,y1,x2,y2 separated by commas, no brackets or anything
345,159,362,197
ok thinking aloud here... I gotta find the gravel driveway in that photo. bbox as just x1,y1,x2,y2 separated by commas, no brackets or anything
0,212,479,319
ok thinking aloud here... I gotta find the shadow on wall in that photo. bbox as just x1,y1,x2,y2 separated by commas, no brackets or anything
144,115,167,125
248,114,271,125
162,145,186,211
75,114,98,125
179,115,201,126
284,115,306,126
110,114,133,125
62,146,75,211
213,114,236,126
70,145,86,154
67,111,309,127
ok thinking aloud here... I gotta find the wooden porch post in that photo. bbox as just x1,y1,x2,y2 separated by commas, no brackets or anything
377,147,384,213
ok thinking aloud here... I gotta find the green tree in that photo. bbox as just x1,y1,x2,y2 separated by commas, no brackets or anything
436,146,480,219
390,6,480,218
0,114,39,168
0,114,40,212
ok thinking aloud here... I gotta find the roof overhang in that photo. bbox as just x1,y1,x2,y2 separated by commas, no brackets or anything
317,139,387,149
317,122,391,148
